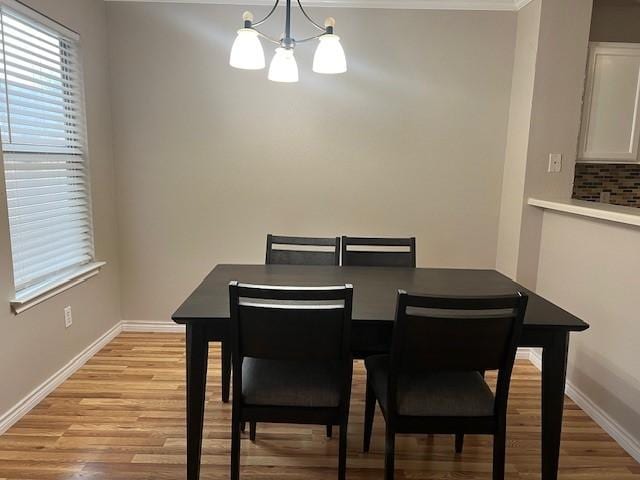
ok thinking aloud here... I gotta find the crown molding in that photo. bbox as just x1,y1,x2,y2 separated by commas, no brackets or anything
513,0,535,9
104,0,536,12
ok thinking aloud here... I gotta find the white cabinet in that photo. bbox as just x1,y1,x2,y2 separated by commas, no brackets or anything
578,42,640,163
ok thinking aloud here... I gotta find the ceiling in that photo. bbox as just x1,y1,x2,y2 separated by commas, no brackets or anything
102,0,536,11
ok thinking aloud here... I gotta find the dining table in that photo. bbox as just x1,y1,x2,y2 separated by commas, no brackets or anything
172,263,589,480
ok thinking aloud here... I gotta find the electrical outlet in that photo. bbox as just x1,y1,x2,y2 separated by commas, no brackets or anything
64,306,73,328
548,153,562,173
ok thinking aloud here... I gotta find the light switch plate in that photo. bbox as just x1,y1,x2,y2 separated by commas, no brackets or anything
548,153,562,173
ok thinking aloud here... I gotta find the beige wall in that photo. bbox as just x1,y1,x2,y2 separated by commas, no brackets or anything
496,0,541,278
0,0,121,417
106,2,517,321
495,0,592,288
536,211,640,444
590,0,640,43
515,0,592,288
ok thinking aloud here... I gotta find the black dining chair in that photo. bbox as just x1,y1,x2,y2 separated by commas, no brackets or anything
341,236,416,267
229,282,354,480
255,234,341,438
363,290,528,480
266,234,340,266
223,234,341,408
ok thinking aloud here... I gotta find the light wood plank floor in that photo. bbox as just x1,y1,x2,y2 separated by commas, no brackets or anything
0,332,638,480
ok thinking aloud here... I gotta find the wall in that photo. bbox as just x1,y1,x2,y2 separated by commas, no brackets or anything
495,0,592,288
536,211,640,450
515,0,593,288
106,2,517,322
0,0,121,418
590,0,640,43
496,0,541,278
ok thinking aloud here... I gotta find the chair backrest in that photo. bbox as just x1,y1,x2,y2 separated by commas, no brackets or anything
266,234,340,266
341,236,416,267
229,282,353,363
388,291,528,416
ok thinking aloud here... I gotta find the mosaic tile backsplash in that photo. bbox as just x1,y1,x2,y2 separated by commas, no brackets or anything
573,163,640,208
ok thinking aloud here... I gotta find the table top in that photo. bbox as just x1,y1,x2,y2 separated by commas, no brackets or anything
172,264,589,331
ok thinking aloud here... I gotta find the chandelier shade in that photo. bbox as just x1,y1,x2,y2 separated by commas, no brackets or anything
229,0,347,82
229,28,265,70
312,34,346,74
268,47,299,83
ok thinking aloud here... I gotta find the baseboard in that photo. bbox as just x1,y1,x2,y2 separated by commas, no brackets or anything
526,349,640,464
527,348,542,370
516,347,532,360
0,320,123,435
121,320,185,333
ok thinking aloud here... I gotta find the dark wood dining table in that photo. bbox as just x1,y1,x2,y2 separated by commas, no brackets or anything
172,264,589,480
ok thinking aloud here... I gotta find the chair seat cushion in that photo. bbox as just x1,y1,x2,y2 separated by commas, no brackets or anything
365,354,495,417
242,358,342,408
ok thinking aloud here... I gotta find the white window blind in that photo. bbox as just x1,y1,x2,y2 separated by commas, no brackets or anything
0,2,94,296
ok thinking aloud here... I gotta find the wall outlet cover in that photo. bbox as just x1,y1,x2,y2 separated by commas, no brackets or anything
64,306,73,328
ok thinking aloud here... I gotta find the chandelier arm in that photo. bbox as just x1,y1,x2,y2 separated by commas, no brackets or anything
296,32,326,43
252,0,281,27
296,0,326,32
252,28,281,45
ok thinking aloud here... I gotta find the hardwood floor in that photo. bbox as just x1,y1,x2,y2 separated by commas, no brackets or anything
0,332,638,480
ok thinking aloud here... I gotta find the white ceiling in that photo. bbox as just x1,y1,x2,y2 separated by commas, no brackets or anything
103,0,535,12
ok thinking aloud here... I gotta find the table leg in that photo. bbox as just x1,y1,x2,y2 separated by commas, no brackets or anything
187,324,208,480
221,339,231,403
541,331,569,480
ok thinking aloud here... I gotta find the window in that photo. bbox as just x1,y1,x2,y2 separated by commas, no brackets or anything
0,1,98,307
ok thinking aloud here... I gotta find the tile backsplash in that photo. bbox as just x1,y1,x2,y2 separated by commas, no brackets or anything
573,163,640,208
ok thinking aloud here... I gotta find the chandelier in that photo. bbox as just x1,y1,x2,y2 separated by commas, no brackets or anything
229,0,347,83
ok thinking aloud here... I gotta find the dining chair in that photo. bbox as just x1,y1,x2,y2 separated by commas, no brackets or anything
229,282,354,480
341,236,416,267
258,234,341,438
266,234,340,266
362,290,528,480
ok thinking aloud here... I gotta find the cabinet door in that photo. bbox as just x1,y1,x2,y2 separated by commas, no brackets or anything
578,43,640,163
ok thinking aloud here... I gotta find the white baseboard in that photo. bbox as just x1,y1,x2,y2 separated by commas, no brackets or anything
528,348,542,370
527,349,640,464
0,321,122,435
121,320,185,333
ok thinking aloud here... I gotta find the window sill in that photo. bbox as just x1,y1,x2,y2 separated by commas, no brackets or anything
528,197,640,228
10,262,106,314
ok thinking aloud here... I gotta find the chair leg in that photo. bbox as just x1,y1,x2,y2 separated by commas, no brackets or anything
338,422,348,480
326,425,333,438
231,417,241,480
363,378,375,452
455,433,464,454
240,421,246,433
492,425,506,480
384,427,395,480
249,421,257,442
221,340,231,403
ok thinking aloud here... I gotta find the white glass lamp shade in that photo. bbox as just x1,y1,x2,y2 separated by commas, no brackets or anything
268,47,299,83
229,28,265,70
313,34,347,74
